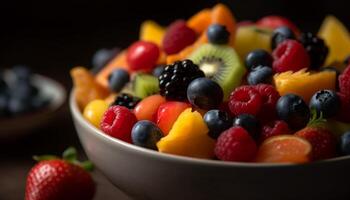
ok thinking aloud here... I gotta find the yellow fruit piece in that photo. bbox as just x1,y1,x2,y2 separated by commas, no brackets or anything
318,15,350,66
140,20,166,46
234,25,273,59
157,108,215,159
274,69,336,103
83,100,109,128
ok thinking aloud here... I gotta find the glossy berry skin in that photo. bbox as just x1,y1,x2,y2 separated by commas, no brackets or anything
276,94,310,130
247,66,273,85
233,114,260,140
131,120,163,150
339,65,350,98
255,84,280,121
111,93,141,109
187,78,224,110
228,86,262,116
299,32,328,70
340,131,350,155
152,65,165,78
108,69,130,93
207,24,230,44
309,90,340,118
215,126,257,162
100,105,137,143
91,48,119,74
272,39,310,73
245,49,273,70
127,41,160,71
25,159,95,200
260,120,290,143
271,26,296,49
203,110,233,139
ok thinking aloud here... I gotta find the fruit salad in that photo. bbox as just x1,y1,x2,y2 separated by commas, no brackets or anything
71,3,350,164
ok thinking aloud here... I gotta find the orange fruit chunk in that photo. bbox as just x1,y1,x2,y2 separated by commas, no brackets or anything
211,3,236,46
255,135,312,163
187,8,212,34
139,20,166,46
71,67,109,110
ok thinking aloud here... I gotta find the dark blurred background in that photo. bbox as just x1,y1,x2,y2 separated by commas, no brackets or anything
0,0,349,199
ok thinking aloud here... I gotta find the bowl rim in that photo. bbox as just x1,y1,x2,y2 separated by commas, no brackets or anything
70,89,350,168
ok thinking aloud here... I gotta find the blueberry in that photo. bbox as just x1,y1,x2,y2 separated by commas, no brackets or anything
12,65,31,82
153,65,165,78
203,110,232,139
10,83,39,100
91,48,120,74
131,120,163,150
233,114,260,140
187,78,224,110
276,94,310,130
207,24,230,44
309,90,340,118
245,49,273,70
7,97,30,115
247,66,273,85
108,69,130,93
271,26,295,49
340,131,350,155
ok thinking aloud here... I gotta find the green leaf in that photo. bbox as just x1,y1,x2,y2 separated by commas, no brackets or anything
80,161,94,171
62,147,77,161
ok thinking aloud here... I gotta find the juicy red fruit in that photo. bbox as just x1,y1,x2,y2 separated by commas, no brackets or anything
127,41,160,71
255,84,280,121
215,126,257,162
336,92,350,123
228,85,262,116
272,39,310,73
339,65,350,98
260,120,290,143
100,105,137,143
162,20,197,54
256,15,300,35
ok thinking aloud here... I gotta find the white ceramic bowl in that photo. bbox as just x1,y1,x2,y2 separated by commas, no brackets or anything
70,91,350,200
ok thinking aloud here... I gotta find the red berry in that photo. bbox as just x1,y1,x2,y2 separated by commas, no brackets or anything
254,84,280,121
127,41,160,71
215,126,257,162
228,86,262,116
272,39,310,73
260,120,290,143
162,20,197,54
100,105,137,143
336,92,350,123
26,160,95,200
339,65,350,98
256,15,300,35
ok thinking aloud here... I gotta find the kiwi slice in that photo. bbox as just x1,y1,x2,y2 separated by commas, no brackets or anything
133,73,159,99
189,44,246,100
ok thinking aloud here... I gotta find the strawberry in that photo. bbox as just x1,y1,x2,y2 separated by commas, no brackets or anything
25,147,95,200
294,111,337,161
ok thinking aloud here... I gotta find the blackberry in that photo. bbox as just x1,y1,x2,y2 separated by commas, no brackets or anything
158,59,205,101
111,93,141,109
299,32,329,70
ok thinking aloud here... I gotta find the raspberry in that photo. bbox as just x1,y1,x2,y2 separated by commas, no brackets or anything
339,65,350,98
100,105,137,143
162,20,197,55
228,86,262,116
215,126,257,162
254,84,280,121
272,39,310,73
259,120,290,143
111,93,141,109
336,92,350,123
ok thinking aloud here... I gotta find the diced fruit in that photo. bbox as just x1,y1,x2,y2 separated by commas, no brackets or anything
95,51,129,89
187,8,212,34
83,100,109,128
339,65,350,97
215,126,257,162
228,85,262,116
140,20,166,46
127,41,160,71
156,101,190,136
273,69,337,103
110,93,141,109
260,120,290,143
108,69,129,93
255,84,280,120
234,25,273,59
157,108,216,159
309,90,340,118
131,120,163,150
187,78,224,110
132,73,159,99
91,48,120,74
100,105,137,143
245,49,273,70
276,94,310,130
211,3,236,46
247,66,273,85
71,67,109,110
340,131,350,155
203,109,233,139
255,135,311,163
271,26,296,50
272,39,310,73
233,114,260,140
134,94,166,121
189,44,246,100
207,24,230,44
318,15,350,66
256,15,300,36
336,92,350,123
162,20,197,55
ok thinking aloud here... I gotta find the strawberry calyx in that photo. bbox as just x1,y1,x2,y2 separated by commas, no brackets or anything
33,147,94,172
307,109,327,128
